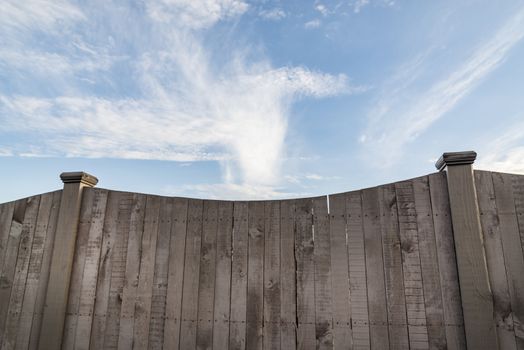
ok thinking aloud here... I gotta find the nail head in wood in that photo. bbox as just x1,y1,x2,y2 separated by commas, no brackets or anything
60,171,98,187
435,151,477,172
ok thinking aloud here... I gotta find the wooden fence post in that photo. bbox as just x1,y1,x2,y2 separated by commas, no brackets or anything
38,172,98,350
435,152,498,350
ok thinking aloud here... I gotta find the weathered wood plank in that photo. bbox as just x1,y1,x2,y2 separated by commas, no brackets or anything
148,197,174,349
346,191,370,350
280,200,297,350
361,187,389,350
2,195,40,349
492,172,524,348
475,171,517,350
428,173,466,350
117,194,146,350
328,193,352,350
133,195,161,350
212,201,233,350
445,163,498,350
0,199,26,344
62,189,94,349
395,180,429,350
263,200,281,350
295,197,316,350
72,189,108,350
230,201,248,350
313,196,333,349
179,198,204,350
164,197,189,350
413,176,447,349
378,185,409,350
0,201,15,277
28,191,61,350
513,173,524,347
103,192,133,349
196,200,218,350
246,201,265,350
90,191,121,350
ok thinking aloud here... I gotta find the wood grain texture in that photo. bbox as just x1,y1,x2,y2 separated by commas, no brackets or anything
346,191,370,350
196,200,218,350
361,187,389,350
212,201,233,350
413,176,447,350
492,172,524,348
179,198,204,350
230,201,248,350
446,165,498,350
313,196,333,350
328,194,352,350
246,201,265,350
263,200,281,350
513,173,524,347
0,201,15,279
164,197,189,350
295,198,316,350
280,200,297,350
378,184,409,350
475,171,517,350
428,173,466,350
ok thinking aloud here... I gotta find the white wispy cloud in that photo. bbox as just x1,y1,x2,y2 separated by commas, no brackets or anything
305,19,321,29
0,0,355,198
164,183,310,200
259,8,286,21
360,7,524,167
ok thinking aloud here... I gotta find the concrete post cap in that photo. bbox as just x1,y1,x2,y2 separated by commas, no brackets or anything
435,151,477,172
60,172,98,187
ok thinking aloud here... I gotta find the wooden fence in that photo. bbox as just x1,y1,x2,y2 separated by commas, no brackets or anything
0,152,523,349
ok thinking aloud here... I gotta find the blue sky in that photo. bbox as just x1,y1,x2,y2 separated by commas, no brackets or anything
1,0,524,202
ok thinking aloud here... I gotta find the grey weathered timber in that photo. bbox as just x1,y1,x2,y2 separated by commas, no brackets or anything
280,200,297,349
378,184,409,350
313,196,334,349
246,201,265,350
229,201,248,350
346,191,370,350
263,200,281,350
437,152,498,350
328,193,352,350
196,200,218,350
38,172,98,350
164,197,189,350
475,171,517,350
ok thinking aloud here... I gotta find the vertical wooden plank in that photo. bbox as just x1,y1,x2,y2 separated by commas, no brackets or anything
246,201,265,350
378,185,409,350
492,172,524,348
164,197,189,350
396,180,429,350
29,192,67,349
229,201,248,350
0,199,26,344
117,194,146,350
346,191,370,350
428,173,466,350
28,191,61,350
90,191,121,350
475,171,517,350
263,200,281,350
148,197,174,349
361,188,389,350
280,200,297,350
1,195,40,349
179,198,204,350
328,194,352,350
196,200,218,350
72,189,108,350
62,189,94,349
295,197,316,350
413,176,447,349
212,201,233,350
103,192,133,349
0,202,15,275
513,175,524,256
313,196,333,349
133,195,161,350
